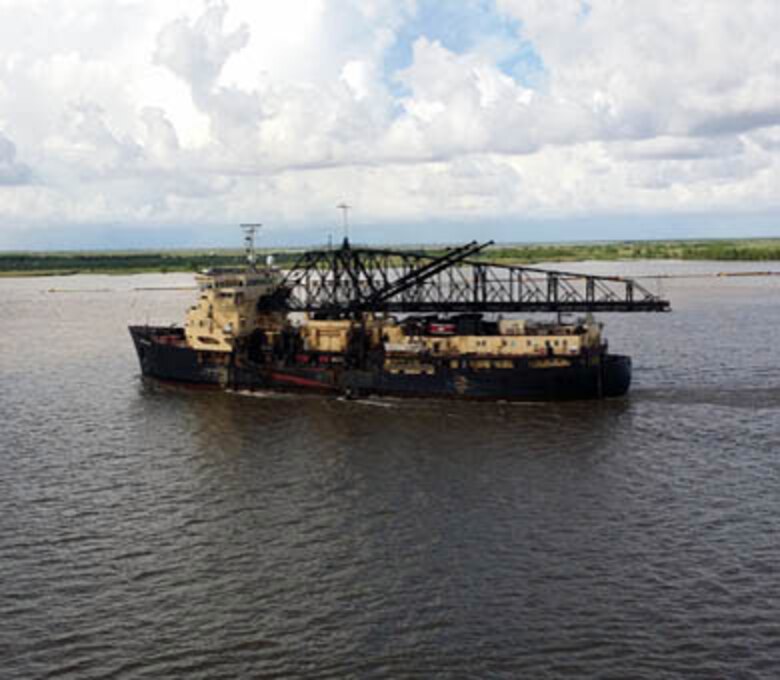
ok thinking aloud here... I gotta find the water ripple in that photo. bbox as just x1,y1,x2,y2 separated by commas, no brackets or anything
3,270,780,677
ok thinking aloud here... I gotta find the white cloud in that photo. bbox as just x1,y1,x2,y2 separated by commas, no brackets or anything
390,38,538,157
0,131,31,185
1,0,780,246
497,0,780,141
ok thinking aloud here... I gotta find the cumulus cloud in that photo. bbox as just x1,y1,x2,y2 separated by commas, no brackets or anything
389,38,536,157
497,0,780,141
1,0,780,246
750,126,780,152
154,2,250,97
0,132,32,185
615,137,745,163
139,107,181,163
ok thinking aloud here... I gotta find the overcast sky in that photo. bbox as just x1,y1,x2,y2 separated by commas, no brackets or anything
2,0,780,249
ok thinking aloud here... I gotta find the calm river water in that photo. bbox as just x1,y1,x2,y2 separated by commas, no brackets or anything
2,261,780,678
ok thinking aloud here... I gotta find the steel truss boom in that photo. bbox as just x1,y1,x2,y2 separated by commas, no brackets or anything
272,239,670,314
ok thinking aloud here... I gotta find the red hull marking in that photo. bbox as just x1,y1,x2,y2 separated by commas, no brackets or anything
270,372,334,390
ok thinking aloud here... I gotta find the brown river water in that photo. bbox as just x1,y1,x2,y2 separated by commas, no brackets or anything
1,260,780,678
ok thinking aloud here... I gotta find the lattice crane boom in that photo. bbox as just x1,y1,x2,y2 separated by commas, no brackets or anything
262,240,670,315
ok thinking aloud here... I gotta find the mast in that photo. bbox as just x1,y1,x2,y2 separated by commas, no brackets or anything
336,203,351,244
240,223,262,269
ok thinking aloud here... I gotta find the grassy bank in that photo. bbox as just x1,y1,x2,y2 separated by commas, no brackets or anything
0,250,302,277
2,238,780,276
480,238,780,265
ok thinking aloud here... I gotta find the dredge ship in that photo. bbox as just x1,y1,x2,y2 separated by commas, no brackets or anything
130,227,669,400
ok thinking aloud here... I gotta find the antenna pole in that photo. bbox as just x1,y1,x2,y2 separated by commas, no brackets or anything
240,223,261,268
336,203,351,243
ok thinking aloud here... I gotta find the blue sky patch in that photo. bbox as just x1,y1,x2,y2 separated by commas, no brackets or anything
382,0,546,96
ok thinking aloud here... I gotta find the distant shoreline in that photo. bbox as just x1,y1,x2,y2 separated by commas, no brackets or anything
2,238,780,277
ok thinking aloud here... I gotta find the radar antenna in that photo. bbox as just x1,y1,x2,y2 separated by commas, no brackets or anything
240,223,262,268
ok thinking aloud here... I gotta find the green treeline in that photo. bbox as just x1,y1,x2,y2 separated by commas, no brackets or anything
479,239,780,264
2,238,780,276
0,250,302,276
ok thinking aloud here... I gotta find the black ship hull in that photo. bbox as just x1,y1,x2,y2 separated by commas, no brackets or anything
129,325,631,401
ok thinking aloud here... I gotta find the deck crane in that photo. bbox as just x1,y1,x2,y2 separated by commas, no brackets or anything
263,238,670,316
